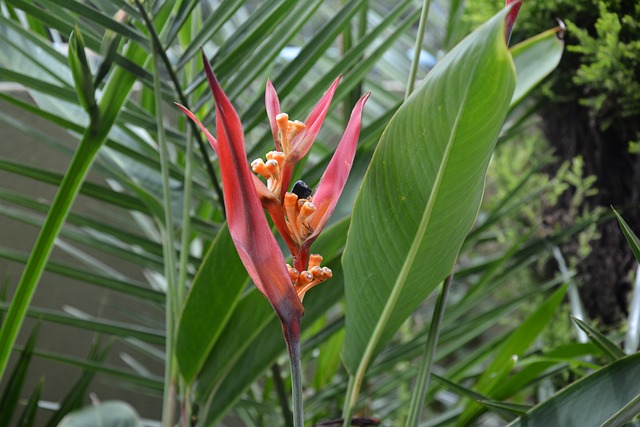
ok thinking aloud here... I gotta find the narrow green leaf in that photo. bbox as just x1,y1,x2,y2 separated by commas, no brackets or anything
613,208,640,263
313,328,345,390
224,0,325,100
491,343,599,400
17,378,43,427
571,316,625,362
0,302,164,344
241,0,372,131
477,400,531,416
176,0,245,69
22,346,163,391
176,225,247,383
428,372,532,422
0,246,164,302
0,156,148,212
68,28,96,114
0,68,77,102
507,353,640,427
342,7,516,376
0,324,39,426
48,0,147,46
47,339,111,427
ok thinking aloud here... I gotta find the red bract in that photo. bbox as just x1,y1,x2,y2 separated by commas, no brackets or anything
505,0,523,43
179,52,368,312
177,53,303,326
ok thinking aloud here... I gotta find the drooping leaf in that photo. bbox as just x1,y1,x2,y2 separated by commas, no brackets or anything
342,7,517,376
17,378,43,427
46,339,112,427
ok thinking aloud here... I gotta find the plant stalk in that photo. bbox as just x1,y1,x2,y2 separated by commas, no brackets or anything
284,319,304,427
405,0,432,99
142,1,180,423
405,272,454,426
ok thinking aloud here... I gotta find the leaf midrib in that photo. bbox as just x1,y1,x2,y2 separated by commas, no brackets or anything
353,56,482,376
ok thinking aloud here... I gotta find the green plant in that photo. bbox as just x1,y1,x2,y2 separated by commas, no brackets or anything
4,1,635,427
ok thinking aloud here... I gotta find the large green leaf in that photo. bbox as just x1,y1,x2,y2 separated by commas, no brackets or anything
507,353,640,427
175,225,247,383
342,7,516,375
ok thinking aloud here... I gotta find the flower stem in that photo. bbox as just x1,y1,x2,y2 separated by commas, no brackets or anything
284,320,304,427
405,0,432,99
405,272,454,426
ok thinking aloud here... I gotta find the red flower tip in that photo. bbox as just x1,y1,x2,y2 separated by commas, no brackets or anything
175,102,217,151
182,52,304,325
505,0,523,44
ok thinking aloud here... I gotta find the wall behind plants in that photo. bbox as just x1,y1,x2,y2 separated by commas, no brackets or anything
0,90,164,422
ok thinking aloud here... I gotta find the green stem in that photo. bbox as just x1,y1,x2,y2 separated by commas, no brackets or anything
284,320,304,427
0,134,100,380
341,376,357,427
405,272,454,426
139,1,180,423
405,0,432,99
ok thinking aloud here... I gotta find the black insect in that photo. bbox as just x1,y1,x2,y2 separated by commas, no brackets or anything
292,180,312,199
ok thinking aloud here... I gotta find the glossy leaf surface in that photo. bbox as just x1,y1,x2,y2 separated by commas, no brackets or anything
342,8,516,375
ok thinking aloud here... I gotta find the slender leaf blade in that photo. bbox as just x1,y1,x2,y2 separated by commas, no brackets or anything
571,316,625,362
613,208,640,263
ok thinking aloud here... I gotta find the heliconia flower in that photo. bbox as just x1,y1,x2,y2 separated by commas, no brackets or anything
253,81,369,277
177,53,303,326
505,0,523,43
178,52,368,308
